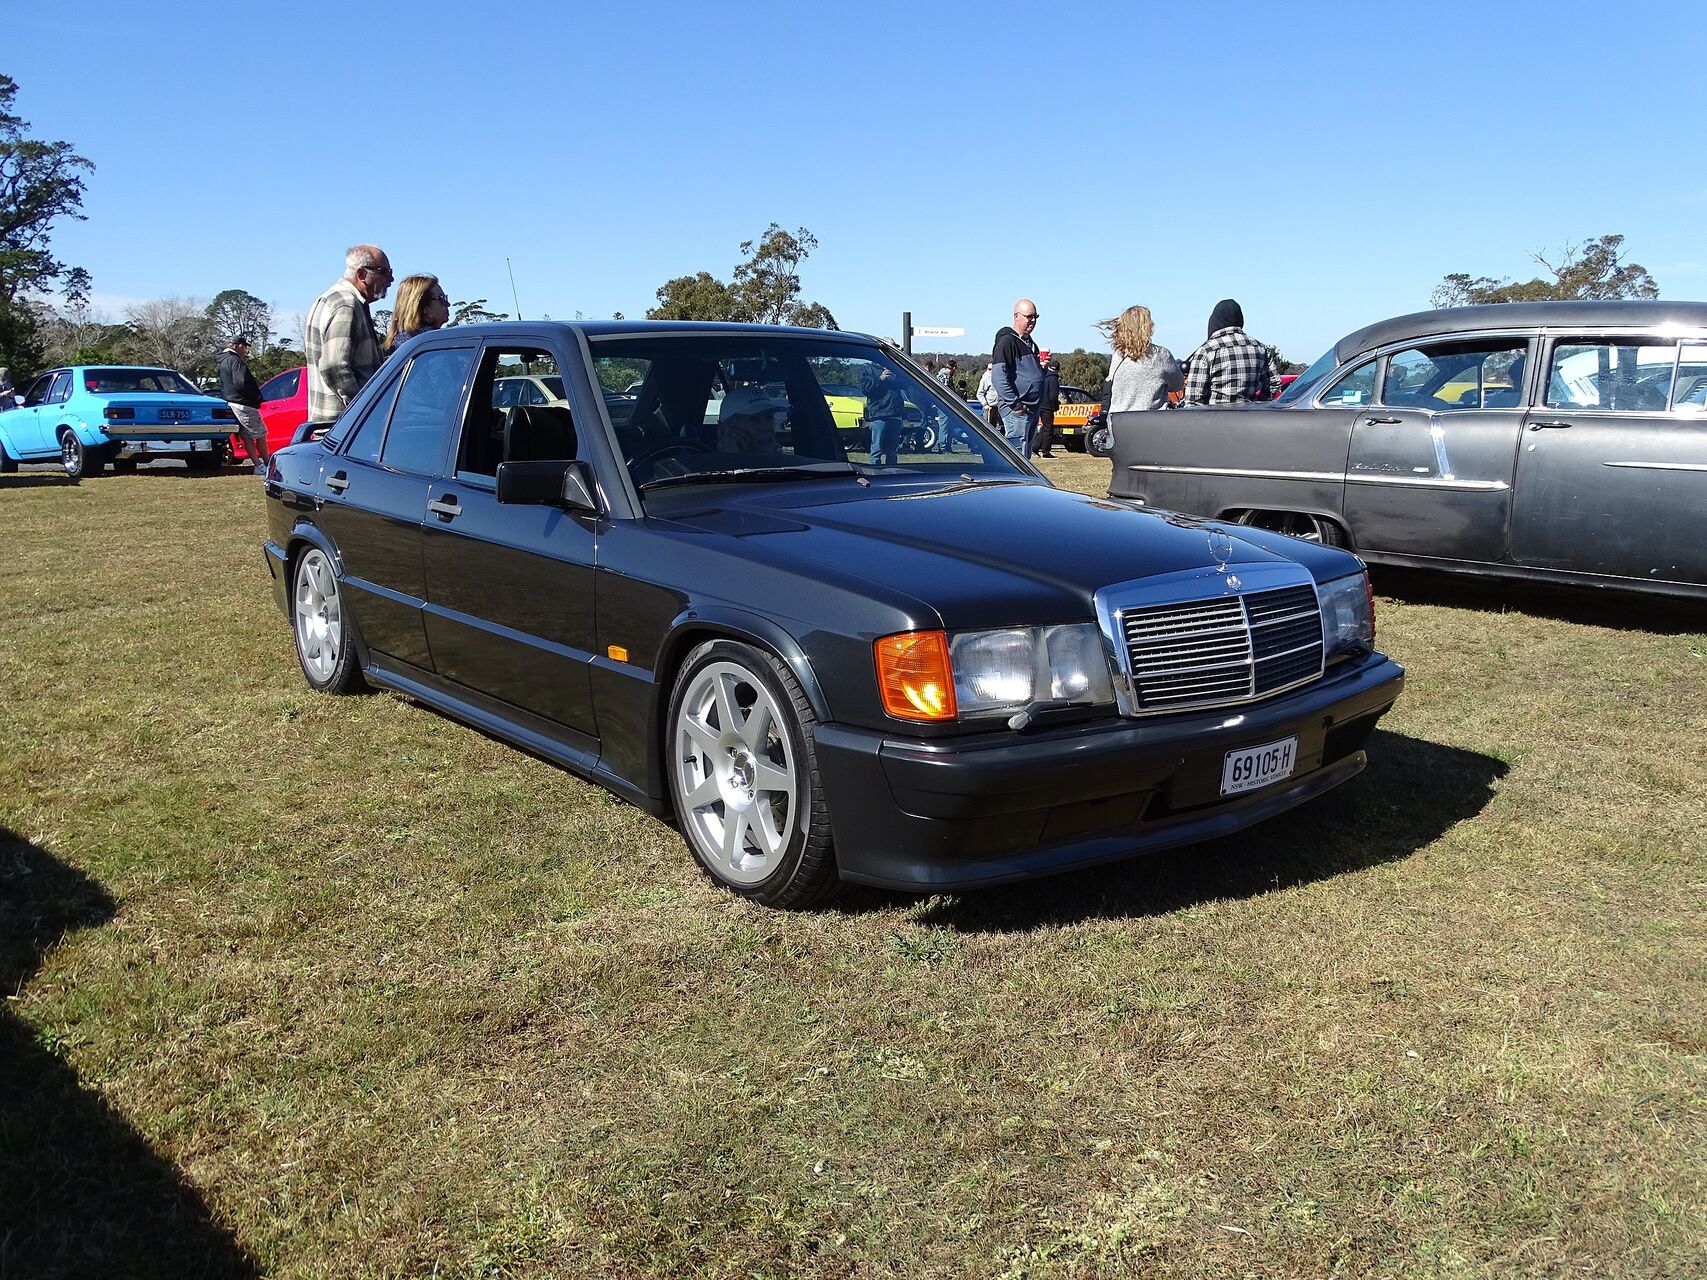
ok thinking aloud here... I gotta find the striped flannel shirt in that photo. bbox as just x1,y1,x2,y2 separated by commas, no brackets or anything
304,278,382,423
1183,326,1280,405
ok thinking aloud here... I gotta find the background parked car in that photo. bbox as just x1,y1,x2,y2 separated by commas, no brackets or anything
0,365,235,478
1107,300,1707,599
232,365,309,462
1051,384,1100,451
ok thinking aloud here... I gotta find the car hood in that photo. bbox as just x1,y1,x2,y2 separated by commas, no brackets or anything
655,479,1356,630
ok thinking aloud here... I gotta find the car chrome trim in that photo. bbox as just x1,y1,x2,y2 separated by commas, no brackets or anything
1601,460,1707,473
1345,474,1510,491
1093,563,1324,718
1126,463,1345,483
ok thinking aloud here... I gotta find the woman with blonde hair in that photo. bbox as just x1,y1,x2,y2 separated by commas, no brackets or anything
1098,305,1182,413
384,273,452,351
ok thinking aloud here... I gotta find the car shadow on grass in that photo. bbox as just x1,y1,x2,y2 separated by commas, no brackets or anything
0,472,78,490
1371,565,1704,636
0,828,259,1279
855,730,1506,932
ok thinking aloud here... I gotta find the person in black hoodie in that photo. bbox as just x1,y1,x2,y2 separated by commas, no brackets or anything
990,298,1044,458
1033,352,1061,457
217,335,268,473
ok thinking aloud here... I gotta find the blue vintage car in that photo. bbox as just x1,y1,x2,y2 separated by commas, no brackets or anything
0,365,237,478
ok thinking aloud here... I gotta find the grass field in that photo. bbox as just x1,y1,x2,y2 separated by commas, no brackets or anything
2,457,1704,1278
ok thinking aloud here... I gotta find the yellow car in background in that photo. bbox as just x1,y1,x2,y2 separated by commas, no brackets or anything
1051,385,1101,452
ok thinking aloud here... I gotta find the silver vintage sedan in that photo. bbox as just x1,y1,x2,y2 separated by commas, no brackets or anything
1107,301,1707,600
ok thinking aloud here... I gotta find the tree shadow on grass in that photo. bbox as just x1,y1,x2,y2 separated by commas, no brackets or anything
1371,565,1705,636
0,829,258,1279
850,730,1506,933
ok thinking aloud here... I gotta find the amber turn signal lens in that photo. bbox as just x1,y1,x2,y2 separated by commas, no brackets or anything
874,630,957,721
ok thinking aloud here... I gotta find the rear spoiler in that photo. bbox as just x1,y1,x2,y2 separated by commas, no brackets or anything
291,420,336,446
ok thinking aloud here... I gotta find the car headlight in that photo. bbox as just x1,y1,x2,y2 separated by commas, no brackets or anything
873,623,1115,723
1319,571,1375,658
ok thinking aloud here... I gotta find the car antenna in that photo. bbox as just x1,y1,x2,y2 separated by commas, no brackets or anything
506,257,523,321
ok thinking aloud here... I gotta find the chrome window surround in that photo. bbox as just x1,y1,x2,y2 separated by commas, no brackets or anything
1093,562,1324,718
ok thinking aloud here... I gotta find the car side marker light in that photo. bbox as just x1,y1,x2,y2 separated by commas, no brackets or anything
875,631,957,721
607,645,629,663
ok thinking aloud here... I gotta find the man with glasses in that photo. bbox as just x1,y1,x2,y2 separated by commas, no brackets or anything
990,298,1045,458
304,243,393,424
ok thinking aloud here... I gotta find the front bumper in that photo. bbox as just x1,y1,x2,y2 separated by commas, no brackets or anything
813,652,1403,891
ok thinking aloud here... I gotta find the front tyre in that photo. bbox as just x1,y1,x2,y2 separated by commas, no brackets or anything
292,547,365,694
666,640,839,908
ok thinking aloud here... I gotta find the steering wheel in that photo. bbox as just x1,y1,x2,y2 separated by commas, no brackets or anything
630,439,715,469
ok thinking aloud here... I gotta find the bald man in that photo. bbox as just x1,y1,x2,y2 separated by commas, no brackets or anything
305,243,393,423
990,298,1044,458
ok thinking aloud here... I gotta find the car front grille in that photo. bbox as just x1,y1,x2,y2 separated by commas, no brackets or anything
1119,583,1324,714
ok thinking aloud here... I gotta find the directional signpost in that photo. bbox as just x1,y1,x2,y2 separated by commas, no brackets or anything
900,313,965,355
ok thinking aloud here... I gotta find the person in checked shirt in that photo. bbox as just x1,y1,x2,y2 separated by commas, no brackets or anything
1183,298,1280,405
304,243,392,424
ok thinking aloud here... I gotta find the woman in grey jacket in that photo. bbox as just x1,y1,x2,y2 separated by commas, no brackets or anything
1100,305,1182,412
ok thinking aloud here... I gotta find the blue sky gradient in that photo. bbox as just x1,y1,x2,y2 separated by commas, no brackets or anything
8,0,1706,366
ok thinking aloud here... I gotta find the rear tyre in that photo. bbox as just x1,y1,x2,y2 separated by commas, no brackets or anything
666,639,840,908
0,438,16,473
292,547,365,694
1237,509,1348,548
112,457,138,474
60,430,101,479
186,451,220,473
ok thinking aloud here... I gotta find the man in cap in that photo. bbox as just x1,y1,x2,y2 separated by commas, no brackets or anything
218,332,269,473
1033,350,1061,457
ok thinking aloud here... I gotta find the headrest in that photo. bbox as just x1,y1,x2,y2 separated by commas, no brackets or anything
502,404,576,462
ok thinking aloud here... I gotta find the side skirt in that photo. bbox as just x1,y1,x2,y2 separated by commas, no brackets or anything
364,655,669,817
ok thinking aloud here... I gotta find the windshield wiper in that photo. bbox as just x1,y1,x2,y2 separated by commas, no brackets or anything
638,463,857,492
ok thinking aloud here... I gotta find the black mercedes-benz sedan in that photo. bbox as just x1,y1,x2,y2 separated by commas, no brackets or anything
262,322,1403,907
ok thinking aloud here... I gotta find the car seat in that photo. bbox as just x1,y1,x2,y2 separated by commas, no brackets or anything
502,404,576,462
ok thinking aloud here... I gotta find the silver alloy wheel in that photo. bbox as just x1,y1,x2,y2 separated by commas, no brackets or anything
294,548,342,683
60,432,83,477
672,659,798,885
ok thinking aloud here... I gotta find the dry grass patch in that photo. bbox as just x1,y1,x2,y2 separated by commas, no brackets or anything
2,462,1703,1278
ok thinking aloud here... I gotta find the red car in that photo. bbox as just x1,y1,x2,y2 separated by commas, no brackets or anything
231,365,308,461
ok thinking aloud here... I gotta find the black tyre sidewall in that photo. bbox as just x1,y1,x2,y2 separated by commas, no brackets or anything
666,640,836,906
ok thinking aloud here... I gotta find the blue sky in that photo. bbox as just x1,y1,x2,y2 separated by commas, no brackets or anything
8,0,1706,366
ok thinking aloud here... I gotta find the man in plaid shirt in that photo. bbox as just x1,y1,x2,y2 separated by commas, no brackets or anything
304,244,392,423
1183,298,1279,405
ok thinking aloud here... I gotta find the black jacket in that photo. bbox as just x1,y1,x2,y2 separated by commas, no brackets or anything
217,348,262,407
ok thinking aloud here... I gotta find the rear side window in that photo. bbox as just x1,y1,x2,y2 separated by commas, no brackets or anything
47,372,73,404
1546,338,1677,412
381,347,477,475
1673,343,1707,411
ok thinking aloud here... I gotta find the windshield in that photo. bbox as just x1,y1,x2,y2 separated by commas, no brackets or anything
587,334,1021,489
82,367,201,395
1274,345,1338,404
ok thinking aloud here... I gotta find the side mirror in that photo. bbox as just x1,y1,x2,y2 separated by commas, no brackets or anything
496,459,599,514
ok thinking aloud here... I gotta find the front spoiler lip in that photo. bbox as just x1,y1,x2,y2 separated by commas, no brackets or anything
813,652,1404,891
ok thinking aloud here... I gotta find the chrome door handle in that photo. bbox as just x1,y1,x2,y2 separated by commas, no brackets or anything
1527,420,1572,431
1363,416,1402,425
426,496,461,518
325,471,350,493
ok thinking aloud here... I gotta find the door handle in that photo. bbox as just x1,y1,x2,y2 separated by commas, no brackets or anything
325,470,350,493
1527,420,1572,431
426,496,461,519
1362,416,1402,425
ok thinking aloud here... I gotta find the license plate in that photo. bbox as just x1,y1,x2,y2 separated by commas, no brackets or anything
1058,425,1078,435
1221,736,1298,796
159,408,191,421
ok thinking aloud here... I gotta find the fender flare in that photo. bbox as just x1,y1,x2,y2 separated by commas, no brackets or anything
655,605,832,725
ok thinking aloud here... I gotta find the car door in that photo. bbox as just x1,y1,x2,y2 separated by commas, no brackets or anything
421,340,600,749
1511,334,1707,586
313,345,476,670
8,372,62,455
1341,336,1530,563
